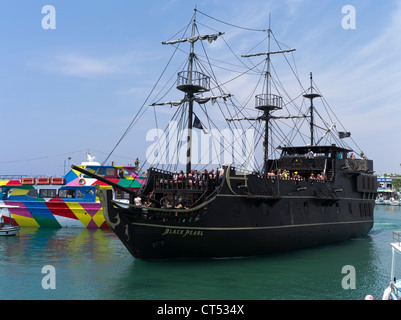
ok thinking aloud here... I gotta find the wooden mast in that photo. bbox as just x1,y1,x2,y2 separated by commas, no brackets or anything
241,17,295,176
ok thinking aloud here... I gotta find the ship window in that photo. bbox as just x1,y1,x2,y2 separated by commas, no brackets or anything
27,189,38,198
348,203,352,214
77,190,84,198
59,189,76,198
39,189,57,198
116,190,130,199
105,168,115,176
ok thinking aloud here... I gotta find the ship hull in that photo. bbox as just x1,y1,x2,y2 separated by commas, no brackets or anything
0,200,108,228
121,220,373,259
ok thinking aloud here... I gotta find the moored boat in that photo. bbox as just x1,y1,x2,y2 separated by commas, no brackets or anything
0,225,20,236
0,205,20,236
0,153,145,228
382,232,401,300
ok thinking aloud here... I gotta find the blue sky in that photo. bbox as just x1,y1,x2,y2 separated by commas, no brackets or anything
0,0,400,176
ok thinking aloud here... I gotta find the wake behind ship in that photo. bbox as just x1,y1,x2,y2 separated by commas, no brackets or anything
74,9,377,259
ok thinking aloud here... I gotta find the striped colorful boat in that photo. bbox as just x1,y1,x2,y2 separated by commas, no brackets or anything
0,156,145,228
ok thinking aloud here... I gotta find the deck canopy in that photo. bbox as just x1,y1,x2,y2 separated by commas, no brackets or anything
278,145,352,158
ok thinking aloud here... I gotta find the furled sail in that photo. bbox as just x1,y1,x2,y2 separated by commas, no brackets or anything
150,94,232,107
162,32,224,45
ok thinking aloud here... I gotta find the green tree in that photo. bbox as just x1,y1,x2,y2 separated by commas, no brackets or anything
393,179,401,191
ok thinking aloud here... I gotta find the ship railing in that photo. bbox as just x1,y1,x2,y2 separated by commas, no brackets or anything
153,172,220,191
0,175,29,180
277,157,328,171
255,94,283,109
231,166,257,176
390,282,401,300
177,71,211,92
343,159,372,172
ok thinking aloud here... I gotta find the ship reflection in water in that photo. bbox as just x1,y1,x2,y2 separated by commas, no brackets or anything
0,206,398,300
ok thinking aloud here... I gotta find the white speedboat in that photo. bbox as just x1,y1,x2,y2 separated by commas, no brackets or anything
382,231,401,300
0,205,21,236
0,225,21,236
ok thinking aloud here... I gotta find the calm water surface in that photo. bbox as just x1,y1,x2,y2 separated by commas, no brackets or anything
1,205,400,300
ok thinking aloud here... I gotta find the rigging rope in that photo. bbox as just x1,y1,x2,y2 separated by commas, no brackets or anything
196,9,267,32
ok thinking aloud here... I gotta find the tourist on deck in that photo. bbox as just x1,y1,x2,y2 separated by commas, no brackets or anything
293,171,301,180
134,194,143,206
175,198,188,209
160,197,172,208
219,165,225,182
318,172,327,182
268,171,276,179
306,149,314,168
188,173,193,188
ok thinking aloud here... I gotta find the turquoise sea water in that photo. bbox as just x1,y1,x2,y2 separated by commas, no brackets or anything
0,205,400,300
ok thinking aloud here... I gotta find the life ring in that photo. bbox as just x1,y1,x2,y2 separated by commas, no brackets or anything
79,178,86,185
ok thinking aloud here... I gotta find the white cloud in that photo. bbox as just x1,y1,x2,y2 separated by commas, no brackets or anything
53,53,117,77
43,51,153,79
285,0,304,16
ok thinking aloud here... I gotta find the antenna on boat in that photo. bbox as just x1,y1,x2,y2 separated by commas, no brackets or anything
240,16,295,177
303,72,322,146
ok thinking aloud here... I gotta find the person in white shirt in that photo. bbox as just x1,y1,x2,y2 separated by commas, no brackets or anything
134,195,143,206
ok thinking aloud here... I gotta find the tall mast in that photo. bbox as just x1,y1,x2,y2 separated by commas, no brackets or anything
162,7,226,175
241,17,295,176
186,11,197,175
303,72,321,146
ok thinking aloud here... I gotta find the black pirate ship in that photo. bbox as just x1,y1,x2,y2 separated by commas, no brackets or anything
74,9,377,259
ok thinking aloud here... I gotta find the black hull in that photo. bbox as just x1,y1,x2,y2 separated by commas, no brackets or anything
114,220,373,259
100,175,375,259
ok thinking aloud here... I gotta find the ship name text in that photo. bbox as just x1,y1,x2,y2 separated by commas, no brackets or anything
161,228,204,237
